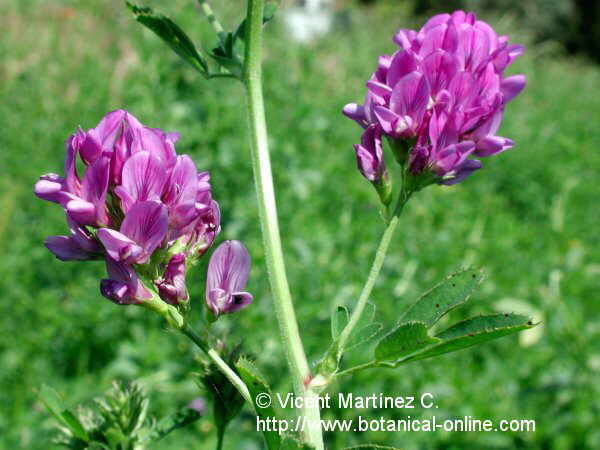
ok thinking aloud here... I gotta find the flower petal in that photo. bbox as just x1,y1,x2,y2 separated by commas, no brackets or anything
116,151,167,213
387,50,418,87
206,240,251,315
34,174,65,204
81,152,111,226
45,235,93,261
156,253,188,305
97,228,144,263
224,292,253,314
389,71,430,126
101,257,151,304
66,199,97,226
501,74,526,103
120,201,168,260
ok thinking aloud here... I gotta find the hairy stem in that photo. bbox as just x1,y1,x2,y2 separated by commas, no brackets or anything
336,190,411,360
243,0,324,448
181,323,252,406
197,0,225,36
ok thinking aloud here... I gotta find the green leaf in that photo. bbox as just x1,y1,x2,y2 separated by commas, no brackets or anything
60,410,89,442
381,314,535,367
235,358,280,450
331,305,349,339
280,435,315,450
318,303,382,376
346,322,383,350
344,302,383,350
343,446,402,450
234,1,278,42
375,322,441,362
127,2,208,75
151,407,202,441
39,384,64,420
400,268,484,327
436,313,534,340
208,51,243,79
38,384,89,442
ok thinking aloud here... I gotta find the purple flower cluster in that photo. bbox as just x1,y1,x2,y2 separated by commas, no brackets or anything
344,11,526,188
35,110,251,316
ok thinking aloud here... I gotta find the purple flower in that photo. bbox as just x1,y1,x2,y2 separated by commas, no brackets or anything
344,10,526,186
35,110,249,310
97,201,168,264
187,397,207,415
45,214,102,261
206,240,253,317
155,253,189,305
354,125,392,205
354,125,386,182
100,257,152,305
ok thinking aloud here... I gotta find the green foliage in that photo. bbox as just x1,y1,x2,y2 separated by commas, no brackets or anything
235,358,281,450
39,384,89,443
342,446,401,450
279,435,315,450
374,321,440,362
233,1,278,43
42,382,201,449
330,306,349,340
336,269,536,372
377,314,535,367
150,408,203,443
399,267,484,327
196,345,244,445
126,2,209,76
318,302,382,376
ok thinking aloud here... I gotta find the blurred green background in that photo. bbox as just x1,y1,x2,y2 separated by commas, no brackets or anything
1,0,599,448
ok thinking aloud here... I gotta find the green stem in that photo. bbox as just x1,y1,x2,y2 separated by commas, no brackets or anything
243,0,309,398
181,323,253,406
336,190,411,360
242,1,324,448
335,361,377,378
197,0,225,36
216,427,225,450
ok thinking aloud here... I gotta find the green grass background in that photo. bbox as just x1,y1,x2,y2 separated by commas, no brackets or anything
1,0,599,448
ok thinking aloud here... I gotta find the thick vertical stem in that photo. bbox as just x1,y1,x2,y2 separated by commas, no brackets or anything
243,1,324,448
